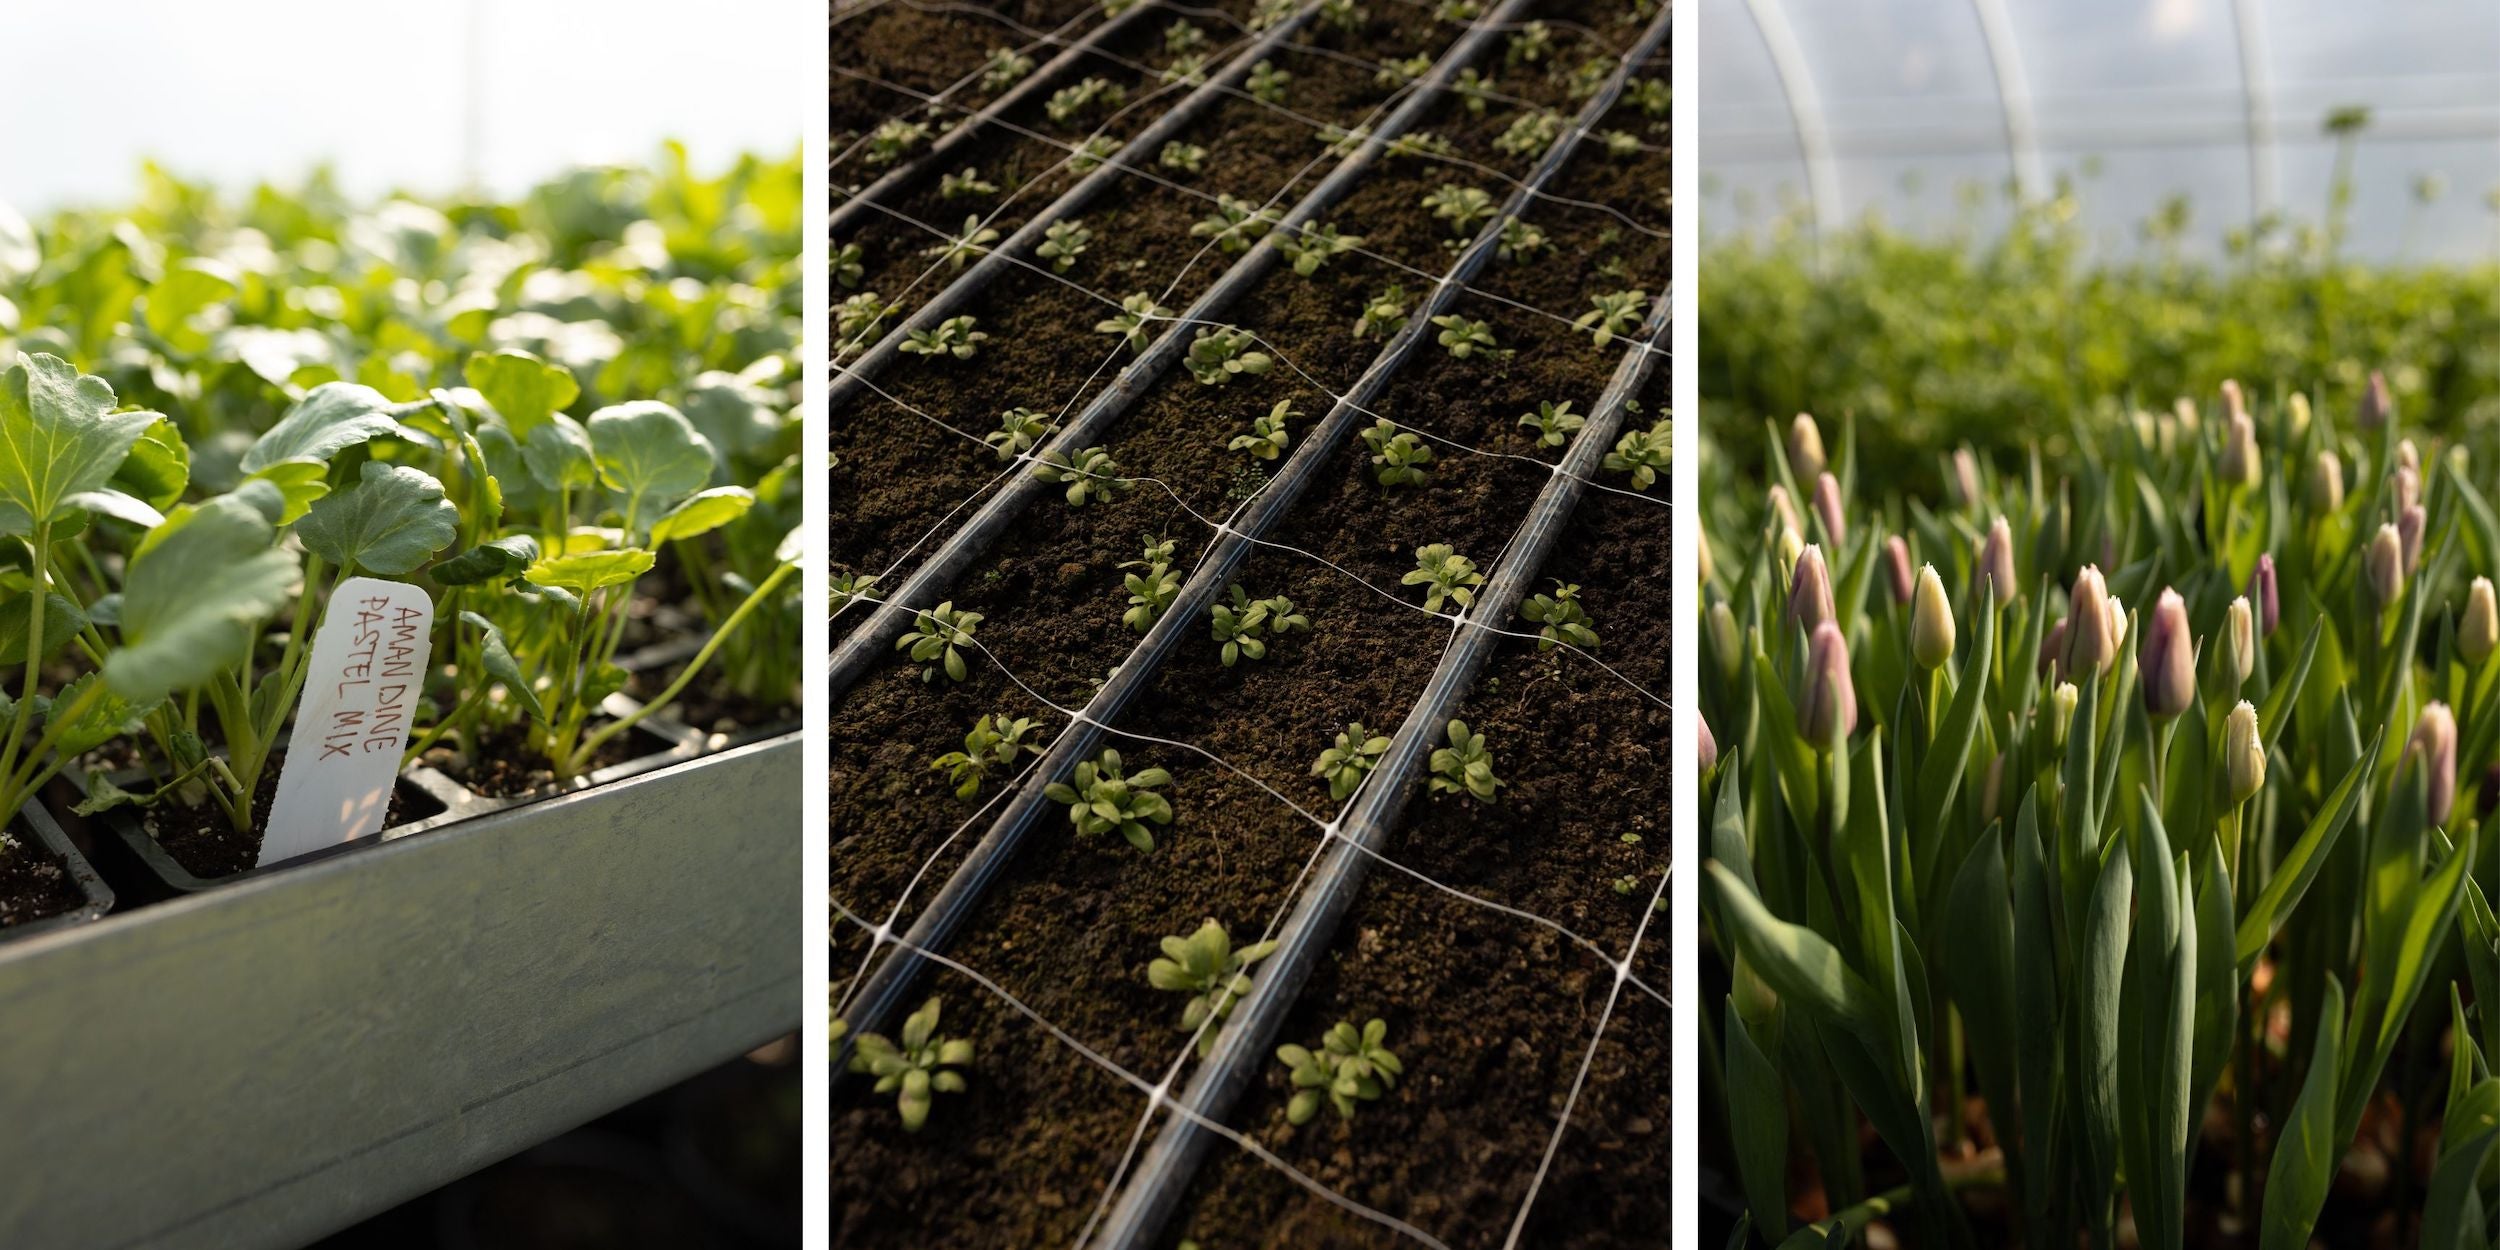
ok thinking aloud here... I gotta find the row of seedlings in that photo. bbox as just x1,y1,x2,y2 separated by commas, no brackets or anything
830,5,1665,1245
831,0,1110,162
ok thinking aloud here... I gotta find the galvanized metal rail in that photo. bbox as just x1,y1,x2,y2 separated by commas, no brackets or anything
1091,292,1670,1250
829,0,1167,236
826,0,1543,700
833,0,1672,1072
828,0,1326,411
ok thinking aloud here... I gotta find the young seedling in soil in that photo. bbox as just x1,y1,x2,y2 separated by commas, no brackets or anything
848,997,974,1132
1428,718,1503,800
1185,326,1274,385
1565,57,1612,99
1247,59,1292,103
930,713,1043,800
1376,54,1430,87
899,315,988,359
1494,110,1563,157
1316,122,1370,158
1311,722,1391,800
1423,183,1497,237
1360,419,1434,486
1046,76,1126,124
1316,0,1364,31
1032,445,1127,506
1164,19,1207,52
1095,293,1169,352
1191,195,1283,254
1575,289,1649,348
1228,399,1299,460
835,241,865,287
1599,129,1642,158
1160,142,1210,174
980,46,1034,91
1387,131,1456,161
1452,68,1497,114
1148,919,1279,1058
939,167,997,200
923,215,1000,272
1121,538,1182,632
832,572,880,615
1436,0,1481,19
1354,286,1407,340
835,293,894,354
897,602,983,684
1519,580,1599,651
865,118,930,165
1430,314,1502,359
986,407,1052,460
1037,217,1091,273
1506,19,1553,64
1518,399,1585,447
1604,418,1670,489
1628,76,1670,118
1276,222,1363,276
1496,216,1549,263
1162,54,1210,87
1068,136,1120,173
1405,543,1483,612
1277,1019,1403,1126
1209,584,1309,666
1043,748,1172,851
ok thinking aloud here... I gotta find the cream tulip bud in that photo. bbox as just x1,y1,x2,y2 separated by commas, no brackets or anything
1698,526,1715,588
2050,681,2080,748
1910,564,1955,671
2221,596,2255,695
2219,409,2261,487
1813,472,1846,545
2393,464,2420,512
2062,566,2119,678
2287,392,2313,438
1709,600,1742,682
2364,523,2405,609
1789,544,1835,631
2307,450,2345,512
1788,413,1827,482
1980,514,2017,602
2406,701,2458,826
2224,701,2265,805
2396,438,2420,479
1768,484,1801,544
1883,535,1914,604
2462,577,2498,665
2141,588,2196,720
2221,378,2247,424
1801,620,1857,747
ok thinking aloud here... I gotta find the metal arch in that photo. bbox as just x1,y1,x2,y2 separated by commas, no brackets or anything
1737,0,1840,245
2230,0,2280,226
1968,0,2045,202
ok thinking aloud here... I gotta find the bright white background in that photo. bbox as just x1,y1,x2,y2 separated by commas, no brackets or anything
1,0,810,212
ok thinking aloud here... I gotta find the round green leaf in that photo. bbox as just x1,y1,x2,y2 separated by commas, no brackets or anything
295,461,460,575
524,414,597,493
239,381,407,474
434,534,541,586
0,353,165,538
650,486,755,545
464,350,579,442
587,401,715,508
524,548,655,596
104,488,301,702
242,461,328,526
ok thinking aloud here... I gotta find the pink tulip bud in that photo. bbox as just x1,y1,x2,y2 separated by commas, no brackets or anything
2360,369,2393,429
2141,588,2196,720
1802,620,1857,747
1789,544,1835,631
1883,535,1914,604
2400,503,2426,571
1788,413,1827,482
2039,617,2068,676
2219,409,2261,487
2062,565,2118,678
1768,484,1801,541
1813,472,1846,545
2249,554,2279,636
2405,701,2458,826
1951,447,1981,508
2393,464,2421,512
1980,515,2017,602
1698,711,1719,773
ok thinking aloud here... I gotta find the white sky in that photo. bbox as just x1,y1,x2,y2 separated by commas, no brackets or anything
1,0,810,213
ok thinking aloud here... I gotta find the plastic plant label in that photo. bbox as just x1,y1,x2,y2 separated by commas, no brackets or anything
261,577,436,867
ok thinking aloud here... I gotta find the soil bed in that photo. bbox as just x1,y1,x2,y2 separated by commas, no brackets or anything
430,723,677,799
0,825,84,930
832,0,1109,150
145,757,433,880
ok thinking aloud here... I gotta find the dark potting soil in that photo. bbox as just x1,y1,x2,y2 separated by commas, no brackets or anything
430,724,669,799
630,659,800,739
0,824,84,930
832,0,1110,146
146,756,428,880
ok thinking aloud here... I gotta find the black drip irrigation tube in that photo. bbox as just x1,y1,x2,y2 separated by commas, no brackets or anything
827,0,1329,413
825,0,1544,701
833,0,1671,1075
1088,293,1670,1250
829,0,1166,238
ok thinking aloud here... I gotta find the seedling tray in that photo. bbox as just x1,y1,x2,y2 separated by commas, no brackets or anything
0,730,799,1249
0,802,115,947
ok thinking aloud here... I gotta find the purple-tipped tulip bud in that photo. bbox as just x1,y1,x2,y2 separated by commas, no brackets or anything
2221,596,2255,694
1813,472,1846,545
2406,701,2458,827
1698,711,1718,773
1801,620,1857,747
1980,515,2017,602
1768,484,1802,542
2400,503,2426,571
2360,369,2393,430
2141,588,2196,720
2250,554,2279,636
2462,577,2498,665
1910,564,1955,671
2308,451,2345,512
2364,523,2405,610
1788,413,1827,483
1883,535,1914,604
2224,701,2265,805
1789,544,1835,631
2219,410,2261,487
2393,464,2421,512
2063,565,2119,678
1951,447,1981,508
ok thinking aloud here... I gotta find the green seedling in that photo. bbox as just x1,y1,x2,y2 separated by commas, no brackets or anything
1494,110,1562,157
1278,221,1363,276
1496,216,1548,263
832,572,881,615
1602,418,1668,489
1209,583,1309,666
1032,445,1127,506
836,292,895,351
835,241,865,288
1046,76,1126,123
1518,400,1584,448
1423,184,1497,236
1161,52,1210,86
1043,748,1172,850
1160,142,1209,174
1149,919,1279,1057
1427,718,1502,799
1316,122,1370,158
1278,1019,1402,1125
986,407,1052,460
923,215,999,271
1095,293,1169,352
1387,131,1456,161
895,602,982,683
1520,580,1599,651
930,713,1042,800
1163,19,1206,52
1575,290,1648,348
981,47,1035,91
847,997,973,1131
1120,537,1181,632
1248,59,1292,103
1068,136,1120,172
1355,286,1408,340
1405,544,1483,612
1229,399,1299,460
865,118,929,165
1361,419,1434,486
899,316,988,359
1453,68,1496,113
1317,0,1363,30
940,167,997,200
1037,217,1091,272
1312,722,1391,800
1376,54,1431,87
1430,314,1501,359
1627,77,1669,118
1185,326,1273,386
1191,194,1282,254
1505,19,1552,64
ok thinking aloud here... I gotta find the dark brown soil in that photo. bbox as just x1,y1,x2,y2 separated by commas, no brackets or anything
430,723,676,798
0,821,84,930
146,756,431,880
832,0,1111,153
631,659,801,739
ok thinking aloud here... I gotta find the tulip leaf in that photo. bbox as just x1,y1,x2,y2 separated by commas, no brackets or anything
2234,726,2382,969
1913,600,1993,864
2259,975,2345,1250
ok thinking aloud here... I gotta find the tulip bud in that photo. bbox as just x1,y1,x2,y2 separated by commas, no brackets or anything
2141,588,2196,720
2399,503,2426,571
2039,617,2068,676
1768,484,1801,544
1789,544,1835,630
2221,596,2255,695
1883,535,1914,604
2219,409,2261,487
2405,701,2458,826
1951,447,1981,508
2307,450,2345,512
1776,526,1804,584
2220,378,2247,424
2050,681,2080,748
2359,369,2393,430
1911,564,1955,670
2224,701,2265,804
2288,392,2313,438
1812,472,1846,545
2250,553,2280,636
1801,620,1857,747
2396,438,2420,478
1980,514,2017,602
2462,577,2498,665
2364,523,2404,609
2062,566,2118,678
1698,711,1718,774
1788,413,1827,482
1698,526,1715,588
2393,464,2420,512
1708,600,1742,681
2172,396,2200,432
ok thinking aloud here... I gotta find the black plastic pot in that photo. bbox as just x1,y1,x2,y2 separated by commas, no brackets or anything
0,801,114,945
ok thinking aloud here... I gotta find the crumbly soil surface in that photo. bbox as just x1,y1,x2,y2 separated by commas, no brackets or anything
429,723,674,799
0,825,85,930
146,756,428,880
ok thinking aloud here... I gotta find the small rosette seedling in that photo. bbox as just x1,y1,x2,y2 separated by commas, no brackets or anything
1043,748,1172,851
1067,136,1119,173
1386,131,1455,161
896,602,982,684
1520,581,1599,651
865,118,929,165
980,46,1033,90
1422,184,1496,237
1495,216,1548,263
835,293,895,356
1603,418,1669,490
1277,1019,1403,1126
1159,142,1208,174
1311,722,1390,800
1247,58,1292,103
1452,68,1496,114
1228,399,1298,461
1185,326,1273,386
1354,286,1407,340
1148,920,1279,1058
939,167,997,200
1045,76,1126,123
1574,290,1648,348
1032,445,1127,506
922,215,999,272
985,407,1051,460
1120,537,1181,633
1190,195,1281,255
831,572,880,615
848,997,973,1132
1430,315,1500,360
1036,217,1090,273
1405,544,1483,613
1095,293,1169,352
1517,400,1584,448
1375,54,1430,87
1360,419,1433,486
1494,110,1562,157
899,315,987,359
1428,718,1503,800
929,713,1042,800
1209,583,1309,666
1505,19,1552,64
834,241,865,288
1163,18,1206,52
1277,222,1361,276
